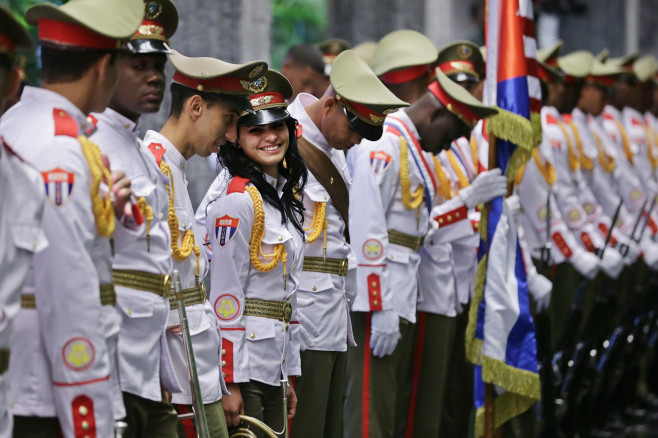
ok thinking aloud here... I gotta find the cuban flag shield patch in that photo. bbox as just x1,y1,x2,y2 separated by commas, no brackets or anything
42,167,75,207
369,150,392,174
215,215,239,247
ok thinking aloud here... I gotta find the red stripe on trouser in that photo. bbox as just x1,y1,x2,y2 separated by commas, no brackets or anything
362,313,372,438
288,376,295,436
175,404,196,438
405,312,427,438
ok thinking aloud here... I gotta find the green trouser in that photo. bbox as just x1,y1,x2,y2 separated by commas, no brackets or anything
440,307,474,438
174,399,229,438
400,312,456,438
240,380,287,438
291,350,346,438
13,416,61,437
122,391,178,438
343,312,414,438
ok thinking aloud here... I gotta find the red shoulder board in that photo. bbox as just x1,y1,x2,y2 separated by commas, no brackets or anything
561,114,573,123
53,108,79,138
295,123,303,138
602,112,614,121
227,176,249,195
85,114,99,136
631,117,643,127
545,114,560,125
147,142,166,166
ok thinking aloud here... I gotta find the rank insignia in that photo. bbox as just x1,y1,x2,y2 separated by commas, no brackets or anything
214,294,240,321
42,168,75,207
567,209,582,222
362,238,383,260
215,215,239,247
369,150,392,174
583,202,595,214
62,337,95,371
631,189,642,200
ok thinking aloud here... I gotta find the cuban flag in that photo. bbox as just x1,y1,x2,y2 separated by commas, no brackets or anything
215,215,239,247
42,167,75,207
467,0,541,435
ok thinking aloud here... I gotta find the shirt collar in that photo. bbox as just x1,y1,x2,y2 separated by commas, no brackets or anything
263,172,288,197
388,108,421,141
145,129,187,171
94,108,138,136
288,93,333,156
22,86,91,133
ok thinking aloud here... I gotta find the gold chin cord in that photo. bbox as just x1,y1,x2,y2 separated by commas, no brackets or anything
228,380,289,438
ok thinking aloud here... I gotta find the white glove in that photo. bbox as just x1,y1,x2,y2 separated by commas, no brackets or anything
459,168,508,209
527,271,552,313
345,268,357,310
619,238,641,265
640,237,658,270
598,247,624,279
370,309,400,358
505,194,521,220
569,248,600,279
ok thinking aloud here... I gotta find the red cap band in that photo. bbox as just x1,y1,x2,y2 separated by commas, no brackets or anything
134,19,166,40
586,74,615,88
438,60,477,77
38,19,119,49
339,96,387,125
427,80,479,128
249,91,286,110
379,64,429,84
172,71,249,95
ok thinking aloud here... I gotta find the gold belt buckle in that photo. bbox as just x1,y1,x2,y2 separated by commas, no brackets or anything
281,301,292,323
162,274,172,298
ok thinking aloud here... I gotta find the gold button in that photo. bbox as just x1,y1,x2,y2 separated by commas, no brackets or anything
456,212,460,218
78,406,88,416
222,360,226,366
197,84,205,91
447,215,452,221
155,145,161,150
373,300,379,305
223,372,227,378
82,421,89,431
282,358,286,364
330,177,334,184
250,333,255,339
59,110,66,117
312,286,317,291
152,175,157,182
221,349,226,355
439,218,444,224
372,291,378,296
126,309,132,316
278,236,283,241
371,282,377,287
390,255,394,260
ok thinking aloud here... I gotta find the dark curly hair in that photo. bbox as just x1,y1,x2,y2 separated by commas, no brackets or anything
218,117,307,236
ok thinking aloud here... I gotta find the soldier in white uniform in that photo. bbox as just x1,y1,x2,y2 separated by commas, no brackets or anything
0,8,47,438
143,50,267,438
344,67,499,438
0,0,143,436
205,70,305,435
288,50,407,438
87,2,187,437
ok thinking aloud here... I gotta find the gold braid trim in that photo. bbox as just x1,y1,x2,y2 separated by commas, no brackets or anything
531,111,543,148
136,197,153,248
474,388,539,438
486,108,535,151
245,186,288,273
78,136,115,237
465,254,487,365
470,135,480,176
159,160,201,281
566,120,594,170
399,137,424,210
532,149,556,186
431,155,453,200
613,120,634,164
592,132,615,172
555,119,581,171
304,202,327,243
446,150,470,192
646,126,658,169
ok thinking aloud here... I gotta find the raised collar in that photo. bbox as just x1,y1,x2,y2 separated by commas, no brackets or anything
386,108,420,142
263,171,287,197
94,108,138,136
146,129,186,171
288,93,332,156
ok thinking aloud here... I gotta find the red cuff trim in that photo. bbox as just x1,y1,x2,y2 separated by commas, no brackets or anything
221,338,234,383
580,232,596,252
434,205,468,227
552,231,574,258
367,273,382,311
72,395,96,438
598,223,618,246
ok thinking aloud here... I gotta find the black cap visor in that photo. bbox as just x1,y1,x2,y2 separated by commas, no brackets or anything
238,107,290,127
210,93,255,114
343,107,383,141
126,39,171,54
447,72,480,84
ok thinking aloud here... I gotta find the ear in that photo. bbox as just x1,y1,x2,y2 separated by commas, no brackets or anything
6,68,21,101
95,52,114,84
187,94,204,121
323,95,337,115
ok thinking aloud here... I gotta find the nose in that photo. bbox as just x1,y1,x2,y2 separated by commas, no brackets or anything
225,124,238,143
351,132,363,146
